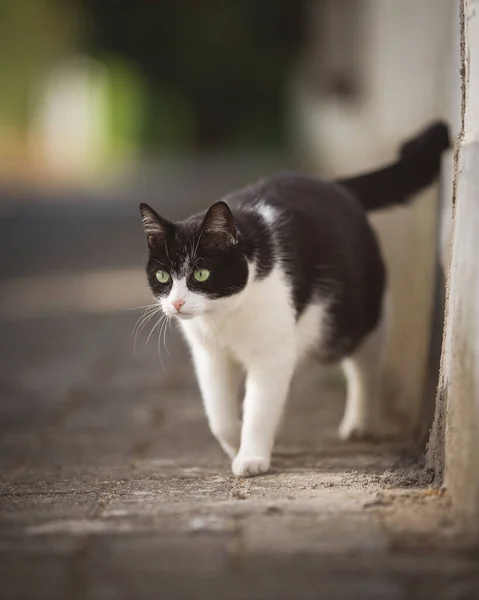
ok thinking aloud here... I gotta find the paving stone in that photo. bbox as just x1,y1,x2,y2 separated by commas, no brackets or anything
0,536,80,600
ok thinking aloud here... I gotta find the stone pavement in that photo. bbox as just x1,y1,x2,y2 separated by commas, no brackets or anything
0,189,478,599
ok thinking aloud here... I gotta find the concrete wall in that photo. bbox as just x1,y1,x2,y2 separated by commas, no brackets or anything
434,0,479,538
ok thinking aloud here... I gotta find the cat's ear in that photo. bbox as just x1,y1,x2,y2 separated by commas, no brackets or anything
139,203,172,248
201,201,236,247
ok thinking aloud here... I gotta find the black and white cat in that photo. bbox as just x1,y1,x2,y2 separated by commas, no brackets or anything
140,122,449,477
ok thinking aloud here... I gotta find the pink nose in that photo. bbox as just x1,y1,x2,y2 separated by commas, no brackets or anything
172,299,185,312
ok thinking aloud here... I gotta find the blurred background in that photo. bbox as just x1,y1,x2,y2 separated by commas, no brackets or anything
0,0,455,185
0,0,306,187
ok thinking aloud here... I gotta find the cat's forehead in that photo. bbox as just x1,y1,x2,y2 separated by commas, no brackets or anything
151,220,204,274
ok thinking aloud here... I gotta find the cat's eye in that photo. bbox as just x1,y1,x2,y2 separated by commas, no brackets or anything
193,268,210,283
156,270,171,284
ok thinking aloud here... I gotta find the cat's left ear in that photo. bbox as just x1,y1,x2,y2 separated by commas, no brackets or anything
201,201,237,247
139,203,172,248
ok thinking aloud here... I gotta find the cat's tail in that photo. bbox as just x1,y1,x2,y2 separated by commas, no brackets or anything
336,121,450,212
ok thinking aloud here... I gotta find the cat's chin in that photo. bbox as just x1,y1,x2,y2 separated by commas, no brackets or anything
173,312,199,321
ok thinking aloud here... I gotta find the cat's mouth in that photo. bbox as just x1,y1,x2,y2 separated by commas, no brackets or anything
173,312,197,321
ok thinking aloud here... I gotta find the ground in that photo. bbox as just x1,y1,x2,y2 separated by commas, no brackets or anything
0,168,478,599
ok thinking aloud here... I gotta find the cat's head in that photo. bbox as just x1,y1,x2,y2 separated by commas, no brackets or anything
140,201,249,320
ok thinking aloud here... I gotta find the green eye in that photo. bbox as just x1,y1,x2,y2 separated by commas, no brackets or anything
156,270,171,284
193,268,210,283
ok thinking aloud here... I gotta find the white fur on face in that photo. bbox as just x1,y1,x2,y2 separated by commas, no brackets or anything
159,275,247,321
159,277,209,320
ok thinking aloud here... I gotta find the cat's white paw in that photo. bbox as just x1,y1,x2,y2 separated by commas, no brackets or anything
338,416,403,441
232,455,270,477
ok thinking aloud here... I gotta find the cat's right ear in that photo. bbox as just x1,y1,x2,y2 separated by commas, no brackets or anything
139,203,170,248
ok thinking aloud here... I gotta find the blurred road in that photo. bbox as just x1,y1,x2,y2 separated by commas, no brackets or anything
0,161,478,599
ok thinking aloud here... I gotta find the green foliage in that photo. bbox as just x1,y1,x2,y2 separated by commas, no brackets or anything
103,55,147,159
0,0,82,132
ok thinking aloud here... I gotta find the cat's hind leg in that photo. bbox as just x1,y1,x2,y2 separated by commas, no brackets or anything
338,298,401,440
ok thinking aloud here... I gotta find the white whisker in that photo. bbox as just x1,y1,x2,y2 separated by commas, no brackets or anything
162,315,171,356
132,304,162,352
192,225,206,263
164,238,171,262
132,306,159,337
157,316,170,372
126,303,159,311
145,313,166,345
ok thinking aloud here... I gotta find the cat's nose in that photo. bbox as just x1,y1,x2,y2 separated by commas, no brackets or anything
172,299,185,312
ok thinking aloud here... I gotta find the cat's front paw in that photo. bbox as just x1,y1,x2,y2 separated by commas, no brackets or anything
232,455,270,477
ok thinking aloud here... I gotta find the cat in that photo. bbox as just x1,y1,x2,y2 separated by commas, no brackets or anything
139,121,449,477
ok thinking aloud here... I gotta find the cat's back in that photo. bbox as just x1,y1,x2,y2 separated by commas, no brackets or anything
230,171,364,223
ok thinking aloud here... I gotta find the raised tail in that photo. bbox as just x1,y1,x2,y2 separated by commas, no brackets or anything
336,121,450,212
